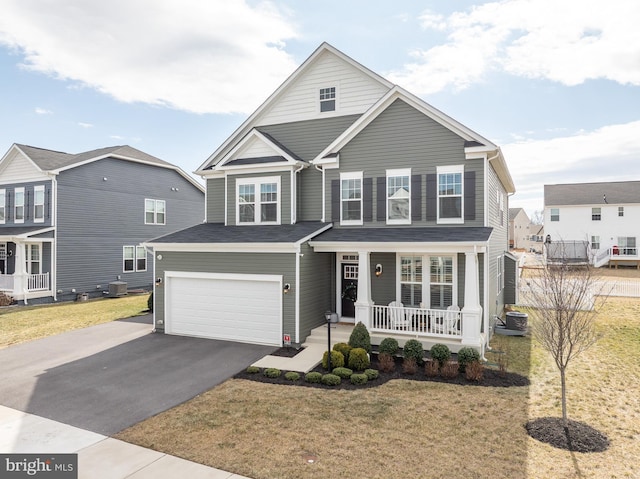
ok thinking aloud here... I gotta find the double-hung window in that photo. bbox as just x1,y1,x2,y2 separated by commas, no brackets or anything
437,166,463,223
618,237,637,256
340,172,362,225
34,185,45,223
387,169,410,224
550,208,560,222
591,207,601,221
123,246,147,272
145,199,166,225
430,256,454,308
591,236,600,250
237,177,280,224
319,87,336,112
618,206,624,217
0,189,5,224
400,256,422,307
26,244,41,274
14,187,24,223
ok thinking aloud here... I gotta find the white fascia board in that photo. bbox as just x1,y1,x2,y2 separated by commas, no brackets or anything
3,144,46,174
196,42,394,174
143,242,299,254
215,164,297,177
308,241,488,254
488,148,516,194
294,223,333,247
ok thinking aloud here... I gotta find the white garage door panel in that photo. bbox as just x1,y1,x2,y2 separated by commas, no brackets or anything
166,275,282,346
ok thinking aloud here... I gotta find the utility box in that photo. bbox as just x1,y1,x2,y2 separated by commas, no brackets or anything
108,281,127,298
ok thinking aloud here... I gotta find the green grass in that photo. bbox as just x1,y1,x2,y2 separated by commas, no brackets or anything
0,294,150,348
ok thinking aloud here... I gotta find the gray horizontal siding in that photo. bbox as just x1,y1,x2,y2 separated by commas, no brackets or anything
226,171,291,226
298,243,332,342
55,158,204,296
154,251,296,336
370,252,396,306
206,178,225,223
0,180,53,227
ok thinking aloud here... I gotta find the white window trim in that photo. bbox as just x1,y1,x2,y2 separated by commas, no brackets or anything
550,208,560,222
318,85,338,114
0,189,5,225
123,245,147,272
591,207,601,221
14,187,25,224
386,168,411,225
136,246,147,272
236,176,281,225
618,206,624,217
437,165,464,224
340,171,363,226
144,199,166,225
591,235,600,250
396,254,457,309
26,244,41,275
34,185,45,223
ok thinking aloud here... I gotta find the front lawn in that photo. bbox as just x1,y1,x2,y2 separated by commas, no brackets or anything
116,296,640,479
0,294,150,349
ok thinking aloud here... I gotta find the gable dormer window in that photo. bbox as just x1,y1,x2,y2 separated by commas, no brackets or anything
319,87,336,112
237,177,280,225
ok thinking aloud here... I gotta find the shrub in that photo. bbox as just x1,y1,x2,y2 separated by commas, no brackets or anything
348,347,370,371
457,347,481,373
402,357,418,374
364,369,379,381
424,359,439,377
333,342,352,365
403,339,425,365
377,352,396,373
245,366,260,374
321,374,341,386
348,321,371,353
440,360,459,379
332,367,353,379
264,368,281,378
430,343,451,367
147,292,153,312
305,372,322,383
350,373,368,385
284,371,301,381
322,350,345,370
465,360,484,382
379,337,399,356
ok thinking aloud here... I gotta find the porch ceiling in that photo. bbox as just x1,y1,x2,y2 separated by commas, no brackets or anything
0,226,55,240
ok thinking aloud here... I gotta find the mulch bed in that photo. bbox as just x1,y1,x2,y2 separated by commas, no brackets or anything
525,417,610,453
270,346,306,358
234,354,529,390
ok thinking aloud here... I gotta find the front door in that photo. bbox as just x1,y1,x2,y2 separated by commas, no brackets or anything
341,263,358,318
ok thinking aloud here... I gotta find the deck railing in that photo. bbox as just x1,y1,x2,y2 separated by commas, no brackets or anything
0,273,50,292
370,304,462,338
0,274,14,291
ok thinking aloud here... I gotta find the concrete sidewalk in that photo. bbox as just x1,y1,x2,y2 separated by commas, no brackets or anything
0,405,249,479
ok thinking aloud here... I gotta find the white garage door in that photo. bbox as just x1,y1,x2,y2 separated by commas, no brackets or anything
165,272,282,346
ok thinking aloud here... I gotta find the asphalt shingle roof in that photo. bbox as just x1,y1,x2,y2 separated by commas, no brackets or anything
545,181,640,206
312,226,493,243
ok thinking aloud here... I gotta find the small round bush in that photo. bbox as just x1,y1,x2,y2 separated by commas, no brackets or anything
348,347,370,371
350,373,368,385
364,369,379,381
321,373,341,386
377,352,396,373
263,368,281,378
430,343,451,367
245,366,260,374
333,342,352,365
403,339,425,365
348,321,372,353
284,371,300,381
147,292,153,312
440,360,459,379
322,350,345,370
465,360,484,382
379,337,399,356
305,371,322,383
332,367,353,379
457,347,481,373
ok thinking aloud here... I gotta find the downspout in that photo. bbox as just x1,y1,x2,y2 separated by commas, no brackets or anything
295,243,301,344
292,164,304,224
51,175,57,301
314,164,325,222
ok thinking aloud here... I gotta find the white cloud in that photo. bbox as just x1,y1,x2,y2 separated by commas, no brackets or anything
0,0,298,114
34,107,52,115
503,121,640,213
78,122,93,128
389,0,640,94
110,135,125,140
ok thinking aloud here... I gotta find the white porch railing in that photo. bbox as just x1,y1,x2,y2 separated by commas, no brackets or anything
594,247,640,268
0,273,50,293
370,304,462,338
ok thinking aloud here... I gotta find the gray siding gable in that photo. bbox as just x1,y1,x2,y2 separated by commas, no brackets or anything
0,180,53,227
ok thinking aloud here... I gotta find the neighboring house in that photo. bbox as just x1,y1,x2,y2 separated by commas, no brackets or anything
526,223,544,253
145,43,516,354
544,181,640,267
0,144,205,304
508,208,529,249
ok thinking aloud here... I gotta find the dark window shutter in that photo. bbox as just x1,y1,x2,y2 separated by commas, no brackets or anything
376,177,386,222
331,179,340,222
363,177,373,222
464,171,476,221
426,174,437,221
411,174,422,221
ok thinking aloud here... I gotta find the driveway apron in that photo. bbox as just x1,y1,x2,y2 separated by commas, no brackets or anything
0,315,275,435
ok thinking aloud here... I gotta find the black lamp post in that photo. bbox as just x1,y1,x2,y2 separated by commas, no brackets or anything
325,310,332,371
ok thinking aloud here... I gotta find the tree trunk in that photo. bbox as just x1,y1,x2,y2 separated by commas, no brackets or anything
560,368,568,428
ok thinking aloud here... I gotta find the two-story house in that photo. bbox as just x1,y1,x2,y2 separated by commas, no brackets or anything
545,181,640,268
145,43,516,355
508,207,530,249
0,144,205,304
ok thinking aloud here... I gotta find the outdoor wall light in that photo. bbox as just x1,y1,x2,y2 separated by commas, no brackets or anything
283,283,291,294
375,264,383,277
155,277,163,286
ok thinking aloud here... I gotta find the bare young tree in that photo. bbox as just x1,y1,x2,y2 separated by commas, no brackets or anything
527,262,602,429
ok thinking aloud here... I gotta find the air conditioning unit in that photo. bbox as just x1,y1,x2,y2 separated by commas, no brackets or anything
108,281,127,298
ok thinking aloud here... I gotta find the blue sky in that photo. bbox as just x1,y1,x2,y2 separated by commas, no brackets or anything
1,0,639,217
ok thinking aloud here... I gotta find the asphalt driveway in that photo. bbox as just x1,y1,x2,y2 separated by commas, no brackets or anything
0,315,275,435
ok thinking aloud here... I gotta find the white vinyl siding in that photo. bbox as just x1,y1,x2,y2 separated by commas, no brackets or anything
437,166,463,224
34,185,45,222
387,168,411,224
145,199,166,225
14,187,24,223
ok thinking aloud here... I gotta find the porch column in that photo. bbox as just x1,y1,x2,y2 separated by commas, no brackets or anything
355,251,373,329
461,250,482,348
13,242,27,301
